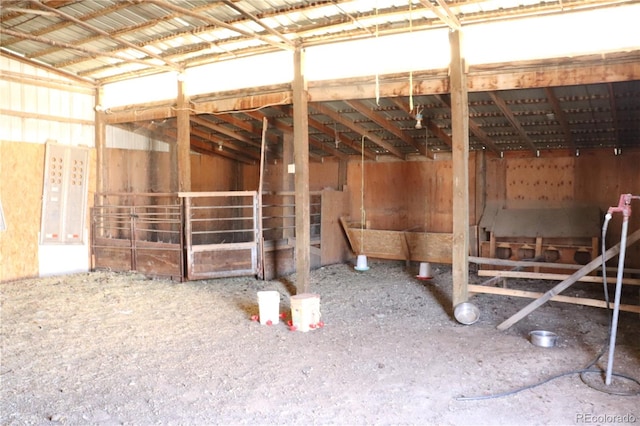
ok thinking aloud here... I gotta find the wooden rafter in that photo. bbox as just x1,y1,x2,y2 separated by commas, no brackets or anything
144,0,294,52
221,0,294,47
488,91,538,154
190,116,261,149
189,126,260,162
212,112,283,150
2,3,129,52
258,104,357,160
305,112,376,160
311,102,405,159
389,97,439,157
0,28,174,73
606,83,621,147
544,87,575,150
240,108,322,162
345,99,426,156
29,0,181,72
418,0,461,30
432,94,501,154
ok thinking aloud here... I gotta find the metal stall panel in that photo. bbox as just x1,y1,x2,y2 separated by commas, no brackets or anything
91,193,183,280
182,191,258,280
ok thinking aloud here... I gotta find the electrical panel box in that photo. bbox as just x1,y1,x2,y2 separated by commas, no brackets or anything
40,142,90,244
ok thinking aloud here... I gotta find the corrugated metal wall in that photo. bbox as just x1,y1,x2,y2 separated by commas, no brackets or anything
0,56,96,281
0,56,94,147
106,125,169,152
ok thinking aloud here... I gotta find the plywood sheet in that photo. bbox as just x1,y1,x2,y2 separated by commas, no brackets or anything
320,189,350,265
0,141,44,281
341,219,453,264
506,157,575,204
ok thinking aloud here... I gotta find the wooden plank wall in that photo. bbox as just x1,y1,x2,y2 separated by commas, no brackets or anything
575,151,640,268
345,153,479,233
256,158,341,192
106,149,239,193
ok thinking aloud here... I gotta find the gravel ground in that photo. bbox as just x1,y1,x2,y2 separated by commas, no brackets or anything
1,260,639,425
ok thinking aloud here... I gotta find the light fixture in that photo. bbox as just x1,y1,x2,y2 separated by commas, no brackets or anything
415,106,423,130
218,144,223,151
575,148,580,157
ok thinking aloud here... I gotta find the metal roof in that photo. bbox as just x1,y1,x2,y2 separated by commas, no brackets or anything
2,0,632,83
1,0,639,160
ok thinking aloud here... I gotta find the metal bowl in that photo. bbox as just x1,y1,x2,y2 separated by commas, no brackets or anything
529,330,558,348
454,302,480,325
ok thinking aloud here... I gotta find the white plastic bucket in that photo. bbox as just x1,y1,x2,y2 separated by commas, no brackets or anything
257,290,280,325
290,293,321,332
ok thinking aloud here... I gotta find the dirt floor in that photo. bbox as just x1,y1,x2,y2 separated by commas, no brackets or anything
1,260,639,425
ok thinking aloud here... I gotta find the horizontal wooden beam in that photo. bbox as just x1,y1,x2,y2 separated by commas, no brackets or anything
468,284,640,314
477,269,640,286
101,52,640,124
0,108,93,125
469,256,640,274
497,227,640,330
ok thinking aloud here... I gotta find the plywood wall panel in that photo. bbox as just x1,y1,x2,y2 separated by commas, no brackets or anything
255,160,339,194
345,159,466,234
505,157,575,206
241,163,259,191
574,151,640,268
106,149,244,193
191,153,237,191
310,161,340,191
0,141,44,281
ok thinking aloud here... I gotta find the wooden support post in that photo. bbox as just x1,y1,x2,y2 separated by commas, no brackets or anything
474,151,485,246
293,46,311,294
338,159,347,191
95,86,107,196
176,76,191,192
450,29,470,308
282,134,295,239
497,227,640,330
534,237,543,273
257,118,268,279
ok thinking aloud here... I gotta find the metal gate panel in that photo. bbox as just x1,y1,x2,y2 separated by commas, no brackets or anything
91,194,183,280
182,191,259,280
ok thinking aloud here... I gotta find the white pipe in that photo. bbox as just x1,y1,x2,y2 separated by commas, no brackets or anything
605,216,629,385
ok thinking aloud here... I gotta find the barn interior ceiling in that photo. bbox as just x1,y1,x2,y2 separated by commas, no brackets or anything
1,0,639,162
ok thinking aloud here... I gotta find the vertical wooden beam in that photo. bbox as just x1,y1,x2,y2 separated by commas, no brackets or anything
338,159,347,191
472,150,485,257
450,29,470,308
95,86,107,196
282,133,295,239
176,76,191,192
293,46,311,294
